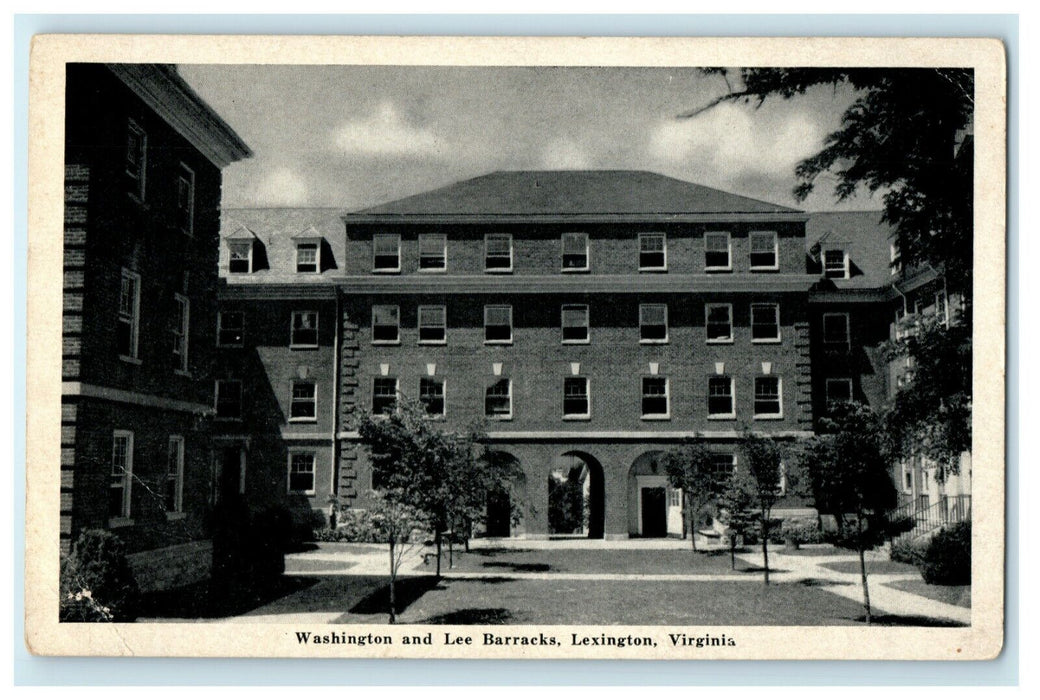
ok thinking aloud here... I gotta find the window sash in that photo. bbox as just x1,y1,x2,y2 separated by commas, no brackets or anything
705,232,731,269
823,313,850,346
289,453,316,493
291,311,319,347
165,436,184,513
218,312,244,346
561,305,589,342
824,249,848,278
296,243,319,272
176,165,194,233
710,454,736,479
749,231,778,268
172,295,189,371
639,304,668,341
563,377,590,416
485,234,513,269
639,233,666,269
484,305,513,342
705,304,733,341
228,242,252,273
118,271,140,358
372,378,398,414
126,120,147,198
373,235,400,270
708,377,734,416
485,379,512,417
372,305,400,343
754,377,782,416
418,234,447,269
418,306,446,342
641,377,669,416
420,378,445,416
750,303,780,341
109,432,133,519
562,233,589,269
290,381,317,419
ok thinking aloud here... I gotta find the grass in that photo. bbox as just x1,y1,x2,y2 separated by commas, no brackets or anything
883,578,971,609
819,559,920,575
423,547,766,575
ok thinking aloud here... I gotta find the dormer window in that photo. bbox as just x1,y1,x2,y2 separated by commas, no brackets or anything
228,240,253,274
295,242,320,273
824,249,849,279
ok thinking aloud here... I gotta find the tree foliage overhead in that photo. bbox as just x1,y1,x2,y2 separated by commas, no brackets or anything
685,68,975,291
662,442,730,550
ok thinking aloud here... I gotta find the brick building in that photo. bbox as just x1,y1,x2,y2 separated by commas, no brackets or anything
62,64,251,589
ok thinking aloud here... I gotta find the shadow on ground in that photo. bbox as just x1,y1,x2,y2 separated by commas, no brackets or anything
481,562,556,573
139,576,320,619
849,614,966,627
421,608,516,624
348,575,442,615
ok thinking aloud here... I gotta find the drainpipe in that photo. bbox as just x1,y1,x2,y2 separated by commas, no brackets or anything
329,288,341,522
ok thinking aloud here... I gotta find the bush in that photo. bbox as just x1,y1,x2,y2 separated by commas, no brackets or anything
312,509,389,543
889,537,926,565
920,522,971,585
780,518,825,546
59,529,140,622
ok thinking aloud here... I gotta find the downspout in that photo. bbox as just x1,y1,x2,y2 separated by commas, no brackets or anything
330,287,341,522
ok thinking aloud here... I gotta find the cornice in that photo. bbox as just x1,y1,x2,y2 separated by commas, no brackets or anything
342,212,810,225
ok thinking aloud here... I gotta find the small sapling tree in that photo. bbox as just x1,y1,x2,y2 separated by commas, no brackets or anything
738,432,791,585
717,479,756,571
663,442,730,551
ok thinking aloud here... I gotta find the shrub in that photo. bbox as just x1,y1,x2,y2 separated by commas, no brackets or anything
920,521,971,585
311,509,389,543
780,518,825,546
59,529,140,622
889,537,926,565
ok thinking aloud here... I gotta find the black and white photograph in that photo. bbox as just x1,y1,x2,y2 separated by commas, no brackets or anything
24,35,1006,659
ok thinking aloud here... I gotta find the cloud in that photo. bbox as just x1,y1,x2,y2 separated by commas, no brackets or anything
333,102,445,157
647,103,823,186
255,167,308,206
540,138,592,169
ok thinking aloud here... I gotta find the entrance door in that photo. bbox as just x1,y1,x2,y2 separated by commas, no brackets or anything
486,489,511,537
218,446,244,503
641,487,667,537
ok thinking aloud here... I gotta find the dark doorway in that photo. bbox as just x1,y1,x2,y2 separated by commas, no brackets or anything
486,488,511,537
641,487,667,538
219,446,243,503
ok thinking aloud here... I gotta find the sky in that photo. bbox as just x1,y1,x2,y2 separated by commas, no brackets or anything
178,65,884,213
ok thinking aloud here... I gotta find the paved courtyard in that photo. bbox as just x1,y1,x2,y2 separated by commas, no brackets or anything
140,539,969,626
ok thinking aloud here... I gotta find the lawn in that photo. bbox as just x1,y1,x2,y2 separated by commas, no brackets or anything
883,578,971,609
420,547,766,576
819,559,920,575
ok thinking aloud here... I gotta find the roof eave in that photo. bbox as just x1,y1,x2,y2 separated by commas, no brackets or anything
341,212,810,225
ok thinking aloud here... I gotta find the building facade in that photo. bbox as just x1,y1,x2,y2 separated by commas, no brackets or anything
61,64,251,589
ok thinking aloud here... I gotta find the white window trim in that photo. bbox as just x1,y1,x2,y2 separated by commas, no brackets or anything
563,376,591,420
118,268,141,363
370,305,401,346
372,234,402,273
822,312,851,349
126,118,147,201
705,302,734,344
707,376,737,420
214,379,242,421
217,311,244,348
109,430,134,526
227,240,254,274
295,241,322,274
639,303,669,344
638,232,668,272
177,163,195,236
704,231,732,272
750,302,782,344
749,230,780,271
290,310,320,349
484,233,514,273
417,304,447,345
484,304,513,345
289,380,318,423
173,293,190,375
372,377,399,415
166,435,185,517
287,451,317,496
824,248,850,279
418,233,448,273
640,376,671,420
485,378,513,420
561,304,590,345
753,376,784,420
561,232,590,273
825,377,854,404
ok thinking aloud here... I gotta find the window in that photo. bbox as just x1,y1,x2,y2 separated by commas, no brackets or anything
708,376,735,418
825,378,853,404
485,379,512,419
710,453,736,480
705,303,733,343
750,231,778,270
824,249,849,279
372,234,400,272
639,304,668,343
117,269,140,360
176,164,194,235
641,377,669,418
418,305,446,344
371,305,400,344
288,452,316,494
485,234,513,272
372,377,398,414
418,234,447,271
754,376,782,418
561,304,590,344
217,311,244,347
484,305,513,344
901,460,913,493
563,377,590,418
704,232,731,270
172,294,189,373
165,436,184,514
750,303,781,342
639,233,667,271
935,291,949,327
125,119,147,200
290,381,317,421
561,232,589,271
109,431,134,521
291,311,319,348
420,377,445,417
889,241,902,276
228,241,253,274
822,313,850,349
296,242,320,273
215,380,242,420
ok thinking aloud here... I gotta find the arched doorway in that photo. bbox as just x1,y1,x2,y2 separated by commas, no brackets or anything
481,451,524,538
548,451,605,539
628,451,680,538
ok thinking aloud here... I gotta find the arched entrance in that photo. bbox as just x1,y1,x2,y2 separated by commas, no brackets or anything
481,451,524,538
548,451,605,539
628,451,680,538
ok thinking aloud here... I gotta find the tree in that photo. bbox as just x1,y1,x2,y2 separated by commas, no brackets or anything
716,478,756,571
800,402,914,623
737,432,790,585
366,493,426,624
663,443,729,551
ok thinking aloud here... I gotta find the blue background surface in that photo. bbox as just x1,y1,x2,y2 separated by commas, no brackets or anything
12,13,1018,686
